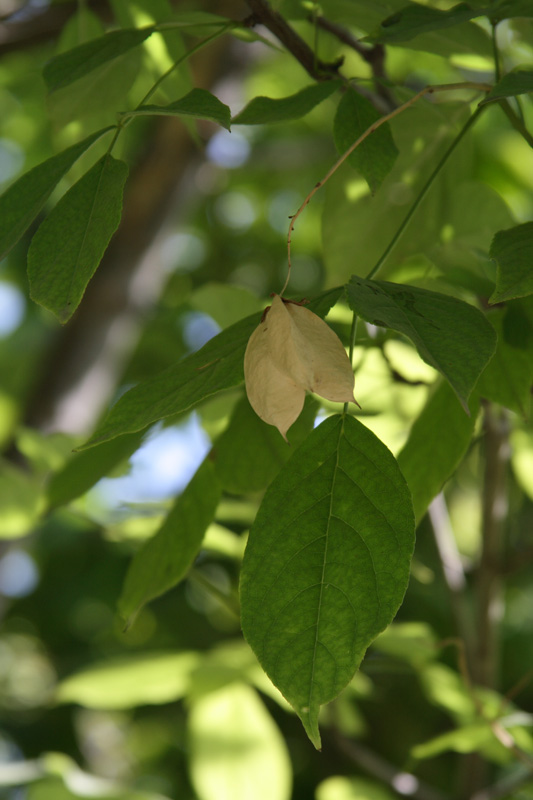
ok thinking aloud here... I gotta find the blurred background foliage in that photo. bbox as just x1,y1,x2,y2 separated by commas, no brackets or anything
0,0,533,799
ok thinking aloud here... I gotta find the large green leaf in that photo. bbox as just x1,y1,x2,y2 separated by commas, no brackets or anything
480,68,533,105
476,308,533,416
346,277,496,409
0,128,113,260
46,431,145,510
80,287,343,450
489,222,533,303
398,381,479,523
240,414,415,748
43,27,155,91
122,88,231,130
214,396,317,494
118,458,221,626
367,2,482,43
333,88,398,194
28,154,128,323
232,81,341,125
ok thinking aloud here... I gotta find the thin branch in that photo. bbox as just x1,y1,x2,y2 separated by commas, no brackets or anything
497,99,533,148
282,81,490,295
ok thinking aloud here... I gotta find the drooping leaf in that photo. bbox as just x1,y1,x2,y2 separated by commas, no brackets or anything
244,295,355,439
240,414,415,748
0,127,113,260
346,277,496,409
118,458,221,627
80,287,343,450
367,2,482,43
28,154,129,323
43,27,155,91
232,81,341,125
480,68,533,105
188,683,292,800
398,381,479,522
123,88,232,130
57,651,201,709
46,431,145,510
489,222,533,303
476,308,533,417
333,88,398,193
214,395,318,494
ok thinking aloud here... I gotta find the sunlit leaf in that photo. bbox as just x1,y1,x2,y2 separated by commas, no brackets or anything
80,288,343,449
240,414,415,748
0,128,113,260
123,88,232,130
480,68,533,105
28,155,128,323
398,381,479,522
489,221,533,303
118,458,221,626
346,277,496,409
317,776,397,800
0,461,44,538
188,683,292,800
333,88,398,193
43,27,155,91
232,81,341,125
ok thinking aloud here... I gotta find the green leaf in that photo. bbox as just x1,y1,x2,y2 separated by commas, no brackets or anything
489,221,533,303
80,287,343,450
317,776,397,800
57,651,200,708
214,396,318,494
46,431,145,510
123,88,231,130
476,308,533,416
118,458,221,627
368,2,482,43
346,277,496,409
398,381,479,522
240,414,415,748
28,154,129,323
0,128,113,260
189,683,292,800
492,0,533,18
480,69,533,106
232,81,341,125
43,27,155,91
333,88,398,194
0,461,44,539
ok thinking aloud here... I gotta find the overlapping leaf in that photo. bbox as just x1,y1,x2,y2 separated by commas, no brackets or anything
122,88,231,130
0,127,113,259
80,287,343,450
232,81,341,125
240,414,415,748
367,3,482,43
489,222,533,303
28,154,128,323
480,69,533,105
346,277,496,409
333,88,398,193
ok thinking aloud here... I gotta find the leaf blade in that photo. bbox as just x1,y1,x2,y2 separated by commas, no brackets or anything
125,88,232,130
232,81,341,125
0,127,113,260
489,221,533,303
240,414,415,747
346,277,496,408
480,68,533,105
28,154,129,323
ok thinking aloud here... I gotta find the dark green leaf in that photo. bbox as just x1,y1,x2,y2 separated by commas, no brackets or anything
28,154,129,323
333,88,398,193
398,381,479,522
489,222,533,303
346,277,497,409
214,396,318,494
368,2,482,43
491,0,533,20
480,69,533,105
232,81,341,125
43,27,155,92
118,458,221,627
46,432,145,510
0,128,113,260
80,287,344,450
124,88,232,130
240,414,415,748
476,308,533,416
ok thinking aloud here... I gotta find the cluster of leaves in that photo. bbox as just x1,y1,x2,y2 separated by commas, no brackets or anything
2,0,533,798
